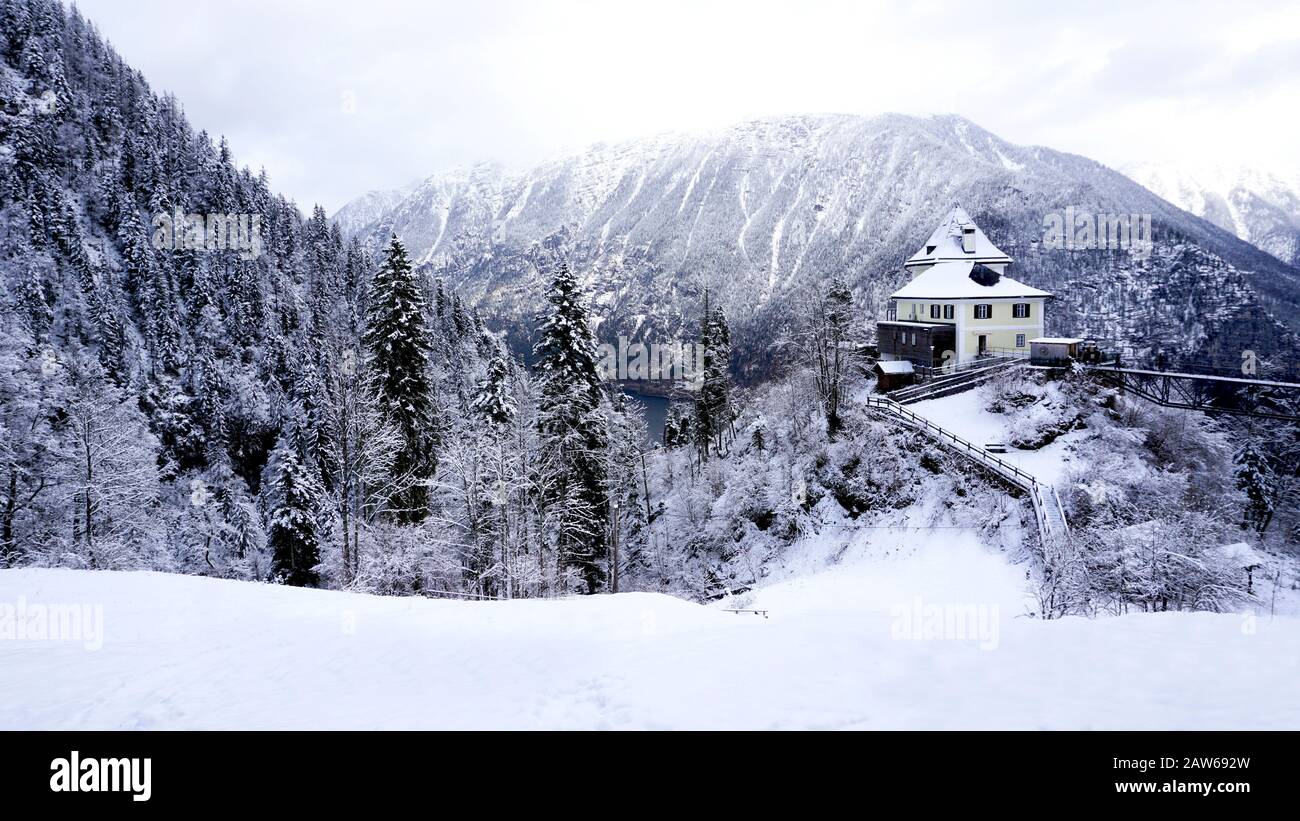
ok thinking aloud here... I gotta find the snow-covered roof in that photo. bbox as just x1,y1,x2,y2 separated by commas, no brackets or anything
1214,542,1266,569
905,205,1012,269
1030,337,1084,345
891,260,1052,300
875,360,915,375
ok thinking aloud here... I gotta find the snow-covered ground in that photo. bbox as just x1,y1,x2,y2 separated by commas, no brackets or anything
4,539,1298,730
906,389,1087,486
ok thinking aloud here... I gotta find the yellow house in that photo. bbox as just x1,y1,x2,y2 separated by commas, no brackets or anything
879,206,1050,366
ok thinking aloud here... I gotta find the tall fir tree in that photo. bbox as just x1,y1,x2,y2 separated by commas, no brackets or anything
472,350,517,428
263,425,323,587
1234,443,1275,535
362,235,437,522
693,291,732,460
532,262,609,593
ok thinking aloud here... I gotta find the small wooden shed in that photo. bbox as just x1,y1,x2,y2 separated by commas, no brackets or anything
874,359,916,392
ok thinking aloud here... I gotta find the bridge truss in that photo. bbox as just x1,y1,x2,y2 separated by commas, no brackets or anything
1087,364,1300,421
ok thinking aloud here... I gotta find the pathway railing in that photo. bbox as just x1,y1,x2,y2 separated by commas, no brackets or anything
862,396,1070,545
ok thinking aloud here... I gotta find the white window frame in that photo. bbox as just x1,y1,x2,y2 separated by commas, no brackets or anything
974,304,992,320
1013,303,1030,319
943,304,954,320
1016,333,1026,348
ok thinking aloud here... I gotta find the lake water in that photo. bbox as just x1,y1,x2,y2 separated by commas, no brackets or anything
621,390,669,446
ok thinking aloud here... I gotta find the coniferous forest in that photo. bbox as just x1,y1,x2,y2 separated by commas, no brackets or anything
0,0,658,595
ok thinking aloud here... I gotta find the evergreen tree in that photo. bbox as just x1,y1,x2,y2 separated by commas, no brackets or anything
263,429,323,586
664,405,691,449
693,291,732,460
472,351,516,428
1235,443,1275,534
362,235,436,522
751,417,767,454
532,262,609,593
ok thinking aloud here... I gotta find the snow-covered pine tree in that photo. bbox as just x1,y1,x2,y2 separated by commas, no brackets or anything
472,350,517,428
1235,442,1276,535
263,424,324,587
532,261,609,593
664,404,691,449
362,235,437,522
750,417,767,454
693,292,732,460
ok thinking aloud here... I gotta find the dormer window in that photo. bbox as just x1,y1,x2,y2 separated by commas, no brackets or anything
968,263,1001,287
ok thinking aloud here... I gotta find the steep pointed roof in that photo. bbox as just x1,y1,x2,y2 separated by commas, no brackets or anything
905,205,1011,269
891,260,1051,300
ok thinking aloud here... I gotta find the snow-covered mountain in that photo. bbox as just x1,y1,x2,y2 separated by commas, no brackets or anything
336,114,1300,374
331,182,418,237
1124,162,1300,267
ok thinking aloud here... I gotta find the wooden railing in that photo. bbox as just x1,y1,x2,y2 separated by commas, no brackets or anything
862,397,1037,489
862,396,1070,545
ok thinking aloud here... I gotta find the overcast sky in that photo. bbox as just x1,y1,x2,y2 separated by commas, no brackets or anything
73,0,1300,213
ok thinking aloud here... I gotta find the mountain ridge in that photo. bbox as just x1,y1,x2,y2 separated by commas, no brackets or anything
1122,161,1300,268
336,113,1300,375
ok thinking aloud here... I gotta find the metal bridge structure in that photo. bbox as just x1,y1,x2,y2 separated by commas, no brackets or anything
1084,362,1300,421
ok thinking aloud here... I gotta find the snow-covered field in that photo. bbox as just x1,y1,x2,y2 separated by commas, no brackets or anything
906,388,1087,486
4,529,1298,730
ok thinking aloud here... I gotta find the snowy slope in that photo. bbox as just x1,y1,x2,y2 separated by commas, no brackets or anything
1124,162,1300,267
3,564,1297,730
905,389,1087,487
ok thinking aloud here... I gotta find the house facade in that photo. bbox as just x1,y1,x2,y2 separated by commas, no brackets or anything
878,206,1051,366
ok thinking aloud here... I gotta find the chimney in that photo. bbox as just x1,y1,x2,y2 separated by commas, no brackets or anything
961,225,976,253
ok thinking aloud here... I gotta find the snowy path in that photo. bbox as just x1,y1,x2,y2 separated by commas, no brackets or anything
904,390,1087,487
2,562,1298,730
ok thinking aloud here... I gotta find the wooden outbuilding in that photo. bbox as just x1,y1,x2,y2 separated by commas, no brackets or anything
873,359,916,392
